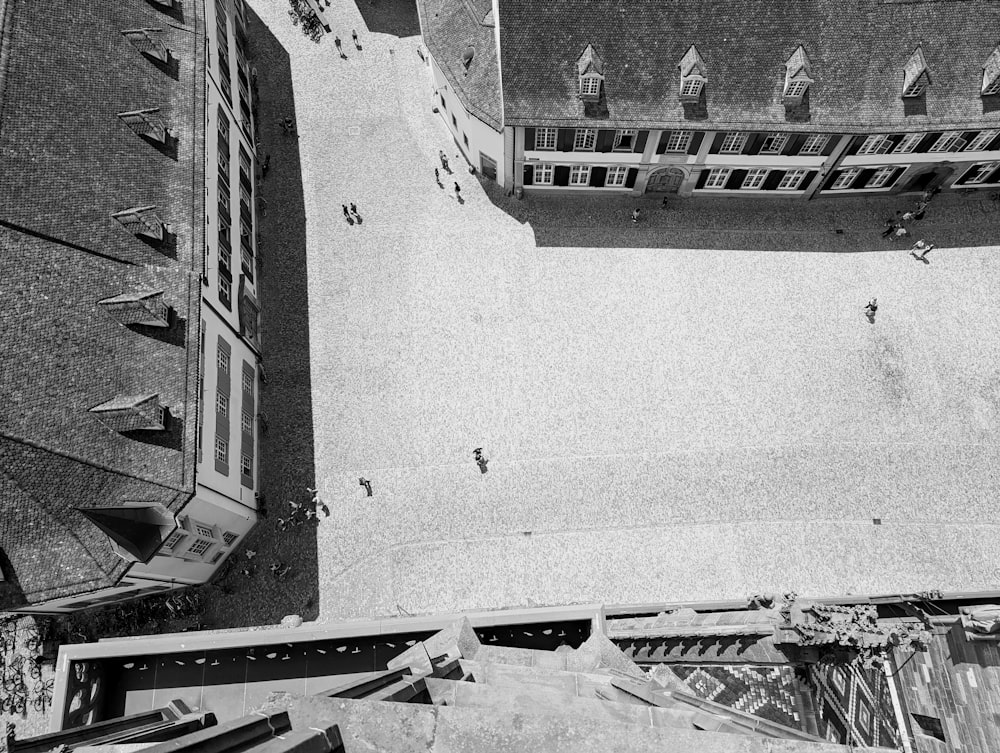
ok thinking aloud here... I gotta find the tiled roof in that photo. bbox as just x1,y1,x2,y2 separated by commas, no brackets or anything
0,0,206,606
416,0,503,130
495,0,1000,130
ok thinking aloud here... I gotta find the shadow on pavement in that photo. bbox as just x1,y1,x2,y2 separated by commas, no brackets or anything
355,0,421,37
206,7,319,628
480,179,1000,253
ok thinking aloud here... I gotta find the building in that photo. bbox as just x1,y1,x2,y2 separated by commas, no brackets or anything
0,0,263,613
419,0,1000,199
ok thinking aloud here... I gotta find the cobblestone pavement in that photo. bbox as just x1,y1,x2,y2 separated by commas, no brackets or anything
249,0,1000,623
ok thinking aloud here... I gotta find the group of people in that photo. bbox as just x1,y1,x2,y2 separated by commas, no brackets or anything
437,150,463,199
881,188,939,239
342,203,363,225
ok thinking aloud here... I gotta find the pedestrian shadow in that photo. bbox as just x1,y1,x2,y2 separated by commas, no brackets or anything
356,0,421,37
208,6,319,628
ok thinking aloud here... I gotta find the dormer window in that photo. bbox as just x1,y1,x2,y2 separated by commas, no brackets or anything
98,288,171,327
576,44,604,102
902,46,929,98
112,206,165,241
122,28,170,63
783,46,814,104
678,45,707,103
90,394,167,433
983,46,1000,96
117,108,169,142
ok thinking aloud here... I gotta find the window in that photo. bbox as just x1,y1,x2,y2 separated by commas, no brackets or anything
928,131,966,153
613,130,636,151
451,114,457,128
866,167,896,188
830,168,860,189
219,186,230,217
741,169,769,189
777,169,808,190
223,531,240,546
218,147,230,175
535,128,557,150
533,164,554,185
963,162,1000,184
785,80,809,97
195,524,215,539
242,370,254,394
605,166,629,187
574,129,597,150
760,133,787,154
241,454,253,476
216,391,229,416
967,129,1000,151
680,78,703,97
569,165,591,185
163,530,184,550
238,147,251,184
893,133,923,154
217,346,230,373
463,133,469,147
241,411,253,433
187,538,213,557
704,168,731,188
215,436,228,463
903,80,926,97
986,77,1000,96
219,240,231,273
580,76,600,96
218,113,230,144
219,275,231,307
719,132,746,154
439,94,446,110
799,134,829,155
856,135,890,155
240,183,252,210
664,131,692,152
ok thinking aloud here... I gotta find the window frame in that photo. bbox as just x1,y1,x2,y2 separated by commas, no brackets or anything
719,132,747,154
903,80,926,97
704,168,732,189
580,75,600,96
664,131,692,152
928,131,966,153
785,80,809,98
613,129,636,152
240,454,253,477
830,168,861,190
866,166,897,188
605,165,629,187
241,411,253,434
242,370,254,395
533,163,554,185
777,169,808,190
985,77,1000,96
963,162,1000,185
535,128,557,150
215,436,229,463
216,391,229,416
741,168,769,190
569,165,592,185
798,134,829,155
680,78,703,97
217,346,230,373
892,133,923,154
187,538,214,557
856,135,890,155
219,275,232,308
759,133,788,154
966,129,1000,151
573,129,597,151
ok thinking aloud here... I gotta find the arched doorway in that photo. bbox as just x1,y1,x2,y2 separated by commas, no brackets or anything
901,165,953,193
646,167,685,194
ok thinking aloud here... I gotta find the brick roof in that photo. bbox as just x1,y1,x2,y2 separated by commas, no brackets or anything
417,0,503,130
0,0,206,607
495,0,1000,130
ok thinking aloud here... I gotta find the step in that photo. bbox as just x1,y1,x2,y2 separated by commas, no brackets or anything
470,634,644,680
458,660,656,706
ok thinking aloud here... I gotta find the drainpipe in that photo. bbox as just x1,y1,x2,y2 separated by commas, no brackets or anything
805,133,853,200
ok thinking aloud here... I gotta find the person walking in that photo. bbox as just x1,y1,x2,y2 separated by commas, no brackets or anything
434,167,441,185
864,298,878,320
342,204,353,224
350,203,361,223
359,477,372,497
454,182,462,200
910,242,934,261
439,150,450,172
334,36,346,58
631,208,641,223
352,29,360,48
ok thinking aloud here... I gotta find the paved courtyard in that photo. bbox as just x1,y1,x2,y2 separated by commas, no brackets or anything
249,0,1000,622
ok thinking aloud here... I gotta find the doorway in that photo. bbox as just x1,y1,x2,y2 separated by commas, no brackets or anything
646,167,685,193
479,153,497,182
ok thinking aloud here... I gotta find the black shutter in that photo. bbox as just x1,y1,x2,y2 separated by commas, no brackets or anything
687,132,705,154
762,170,784,190
596,130,615,153
656,132,670,154
554,165,570,186
784,134,807,155
590,166,608,186
887,167,906,187
633,131,649,153
960,131,978,148
726,169,748,190
844,136,864,156
557,129,574,152
954,166,971,186
821,170,843,191
856,168,875,188
985,164,1000,183
524,128,536,151
984,132,1000,151
745,133,767,155
821,135,839,156
883,134,904,152
915,133,942,153
625,168,638,188
695,169,710,189
708,132,724,154
523,164,534,186
802,170,818,190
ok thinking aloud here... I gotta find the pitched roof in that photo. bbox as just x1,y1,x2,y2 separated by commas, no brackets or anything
495,0,1000,130
0,0,205,606
416,0,503,130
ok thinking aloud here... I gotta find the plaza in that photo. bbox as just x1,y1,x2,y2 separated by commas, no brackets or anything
242,0,1000,623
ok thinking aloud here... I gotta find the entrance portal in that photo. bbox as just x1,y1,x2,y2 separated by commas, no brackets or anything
646,167,685,193
480,154,498,182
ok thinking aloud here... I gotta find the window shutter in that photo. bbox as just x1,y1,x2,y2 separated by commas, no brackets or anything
557,129,574,152
915,133,942,153
726,169,748,190
783,134,807,155
802,171,818,190
762,171,784,191
695,169,710,189
633,131,648,154
656,132,670,154
821,171,843,191
524,128,536,151
589,166,608,186
687,132,704,155
745,133,767,155
856,168,875,187
887,167,906,187
845,136,865,156
982,132,1000,151
523,164,534,186
624,168,638,189
821,136,838,156
554,165,570,186
596,130,615,152
707,133,724,154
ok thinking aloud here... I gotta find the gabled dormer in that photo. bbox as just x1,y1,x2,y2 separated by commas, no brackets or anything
783,46,814,104
983,45,1000,96
121,28,170,63
902,46,929,98
678,45,707,102
98,288,172,327
577,44,604,102
112,206,165,241
90,394,167,433
117,108,169,142
76,504,176,563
